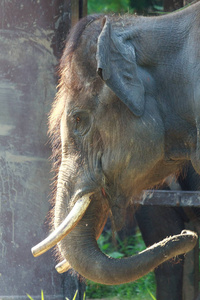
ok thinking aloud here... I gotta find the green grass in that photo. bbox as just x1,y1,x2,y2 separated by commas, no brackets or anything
27,290,86,300
27,290,44,300
86,229,156,299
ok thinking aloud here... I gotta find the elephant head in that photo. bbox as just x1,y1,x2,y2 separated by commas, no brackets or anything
32,14,197,284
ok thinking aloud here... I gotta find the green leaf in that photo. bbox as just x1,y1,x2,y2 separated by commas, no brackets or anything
101,243,110,251
108,251,124,259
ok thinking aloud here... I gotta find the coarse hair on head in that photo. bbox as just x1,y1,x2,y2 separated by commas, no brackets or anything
47,14,102,231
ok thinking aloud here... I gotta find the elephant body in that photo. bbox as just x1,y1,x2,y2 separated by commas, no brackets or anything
32,2,200,286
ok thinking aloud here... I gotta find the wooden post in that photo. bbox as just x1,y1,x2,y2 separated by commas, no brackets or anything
71,0,88,27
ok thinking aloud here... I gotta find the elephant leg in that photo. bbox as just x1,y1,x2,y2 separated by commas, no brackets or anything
136,205,186,300
154,256,184,300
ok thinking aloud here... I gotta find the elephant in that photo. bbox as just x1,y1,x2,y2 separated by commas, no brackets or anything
31,2,200,286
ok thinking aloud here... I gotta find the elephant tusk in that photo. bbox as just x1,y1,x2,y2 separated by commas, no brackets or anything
31,193,93,257
55,259,71,273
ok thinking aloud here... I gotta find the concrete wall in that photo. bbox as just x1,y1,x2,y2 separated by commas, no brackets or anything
0,1,86,299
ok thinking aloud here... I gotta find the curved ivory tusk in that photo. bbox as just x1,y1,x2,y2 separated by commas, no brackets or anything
31,193,93,257
55,259,71,273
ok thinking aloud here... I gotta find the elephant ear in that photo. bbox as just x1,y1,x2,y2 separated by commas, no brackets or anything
96,16,145,116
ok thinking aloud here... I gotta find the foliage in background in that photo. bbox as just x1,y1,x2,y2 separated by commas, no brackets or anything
88,0,164,14
86,229,156,300
88,0,133,14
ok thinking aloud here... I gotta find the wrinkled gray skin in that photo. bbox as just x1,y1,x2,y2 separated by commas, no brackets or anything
48,3,200,284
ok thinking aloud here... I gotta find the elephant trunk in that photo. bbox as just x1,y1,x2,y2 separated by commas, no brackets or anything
59,229,197,285
32,193,197,285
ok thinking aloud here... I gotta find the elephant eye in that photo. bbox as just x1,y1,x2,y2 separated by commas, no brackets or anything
72,111,91,136
76,116,81,124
